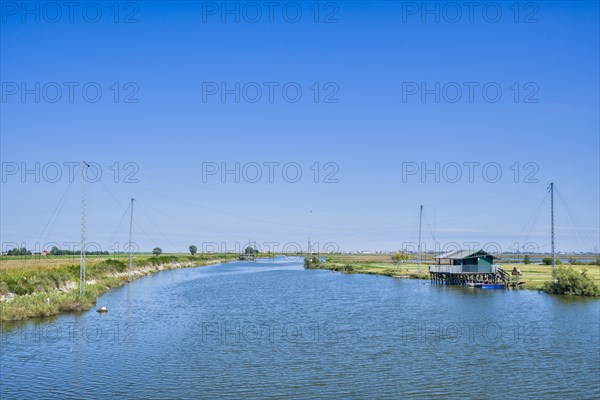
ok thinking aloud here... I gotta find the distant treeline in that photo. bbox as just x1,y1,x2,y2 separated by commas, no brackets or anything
5,248,32,256
48,249,110,256
3,247,109,256
531,255,600,266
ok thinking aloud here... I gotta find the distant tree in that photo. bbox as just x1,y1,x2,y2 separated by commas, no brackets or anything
391,251,410,264
244,246,258,255
8,247,31,256
542,257,562,265
189,245,197,255
542,257,551,265
524,255,531,264
153,247,162,256
51,246,60,256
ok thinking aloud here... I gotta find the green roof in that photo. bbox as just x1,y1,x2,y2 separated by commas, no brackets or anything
435,249,496,260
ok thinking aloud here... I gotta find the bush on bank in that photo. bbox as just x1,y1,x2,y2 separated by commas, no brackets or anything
543,265,600,297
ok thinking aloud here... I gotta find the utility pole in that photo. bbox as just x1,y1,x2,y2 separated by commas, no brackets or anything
418,205,423,274
128,198,135,282
79,161,87,295
307,237,311,255
549,182,555,269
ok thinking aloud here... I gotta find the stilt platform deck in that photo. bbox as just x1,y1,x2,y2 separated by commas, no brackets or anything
429,265,524,288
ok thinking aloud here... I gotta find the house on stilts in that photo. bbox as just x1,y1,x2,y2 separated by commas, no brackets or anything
429,249,511,288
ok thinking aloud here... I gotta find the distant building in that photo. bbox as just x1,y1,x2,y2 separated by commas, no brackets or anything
429,249,513,288
434,249,496,273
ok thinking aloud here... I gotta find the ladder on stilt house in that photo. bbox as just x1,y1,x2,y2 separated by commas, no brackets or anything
496,267,510,284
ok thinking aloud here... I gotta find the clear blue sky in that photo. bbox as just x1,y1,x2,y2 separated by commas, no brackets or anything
1,1,598,254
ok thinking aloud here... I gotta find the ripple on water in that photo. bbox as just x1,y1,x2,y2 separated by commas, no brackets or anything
1,257,599,399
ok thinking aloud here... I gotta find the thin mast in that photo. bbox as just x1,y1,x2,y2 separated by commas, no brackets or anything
418,205,423,273
550,183,555,268
128,198,135,282
79,161,87,295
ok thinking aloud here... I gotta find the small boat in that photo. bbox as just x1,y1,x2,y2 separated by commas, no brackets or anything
476,283,505,289
96,306,109,313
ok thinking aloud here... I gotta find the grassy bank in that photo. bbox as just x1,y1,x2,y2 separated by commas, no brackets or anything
0,253,246,321
309,254,600,293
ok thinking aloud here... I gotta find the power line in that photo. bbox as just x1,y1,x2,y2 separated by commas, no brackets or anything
435,188,546,225
97,175,127,211
137,201,232,237
135,183,360,231
326,210,415,240
555,186,598,251
36,178,75,244
423,210,437,243
94,175,160,252
135,200,177,250
106,201,131,251
132,218,160,249
519,190,548,248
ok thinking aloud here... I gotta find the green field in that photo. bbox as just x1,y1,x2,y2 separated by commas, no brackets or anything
321,254,600,291
3,252,598,321
0,253,247,321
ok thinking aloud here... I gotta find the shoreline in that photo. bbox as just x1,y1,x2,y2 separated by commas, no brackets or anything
0,254,247,321
306,260,430,280
307,256,600,295
3,254,597,322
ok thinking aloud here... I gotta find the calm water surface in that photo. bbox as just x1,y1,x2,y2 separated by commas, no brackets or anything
1,257,599,399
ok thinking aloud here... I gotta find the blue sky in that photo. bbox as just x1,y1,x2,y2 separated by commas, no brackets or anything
1,1,598,254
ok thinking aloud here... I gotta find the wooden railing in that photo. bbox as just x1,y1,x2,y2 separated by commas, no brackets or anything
496,267,510,283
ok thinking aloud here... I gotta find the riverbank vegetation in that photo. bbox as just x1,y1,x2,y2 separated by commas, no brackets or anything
308,254,600,295
544,265,600,296
306,254,429,278
0,253,244,321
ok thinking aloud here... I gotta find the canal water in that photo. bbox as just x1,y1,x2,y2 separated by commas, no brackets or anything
1,257,599,399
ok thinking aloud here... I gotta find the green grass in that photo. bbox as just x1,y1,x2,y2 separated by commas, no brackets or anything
321,254,600,293
314,256,430,279
0,253,245,321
